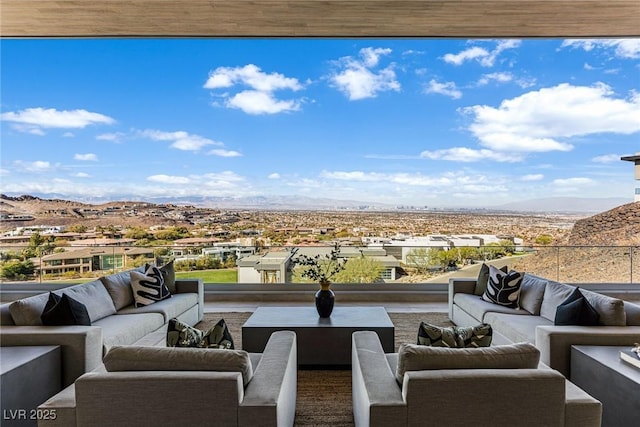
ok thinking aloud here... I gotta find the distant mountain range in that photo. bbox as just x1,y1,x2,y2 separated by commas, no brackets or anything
490,197,632,214
1,193,633,214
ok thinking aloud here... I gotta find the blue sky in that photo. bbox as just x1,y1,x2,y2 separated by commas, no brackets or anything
1,38,639,208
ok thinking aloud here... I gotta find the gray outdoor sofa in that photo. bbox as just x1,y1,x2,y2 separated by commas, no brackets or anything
449,273,640,377
352,330,602,427
37,330,297,427
0,265,204,387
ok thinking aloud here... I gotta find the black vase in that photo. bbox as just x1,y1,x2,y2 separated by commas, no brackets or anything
315,288,335,318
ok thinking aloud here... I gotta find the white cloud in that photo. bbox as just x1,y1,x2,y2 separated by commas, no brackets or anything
0,169,9,176
561,39,640,59
553,177,594,186
592,154,622,163
424,79,462,99
97,132,125,142
477,72,513,86
204,64,304,115
521,174,544,181
463,83,640,153
226,90,301,115
147,174,191,184
1,108,115,134
204,64,302,92
443,46,488,66
13,160,53,172
74,153,98,161
207,149,242,157
443,40,521,67
420,147,522,162
140,130,221,151
74,172,91,178
62,132,75,138
268,173,281,179
330,47,400,100
359,47,392,67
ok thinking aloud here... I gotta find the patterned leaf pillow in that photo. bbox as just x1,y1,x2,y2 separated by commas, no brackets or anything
130,265,171,307
482,265,523,309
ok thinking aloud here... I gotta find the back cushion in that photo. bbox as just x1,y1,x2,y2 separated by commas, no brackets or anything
519,274,548,315
579,289,626,326
100,269,140,311
624,302,640,326
540,280,575,322
63,280,117,322
9,292,51,325
395,342,540,384
104,345,253,386
10,280,116,325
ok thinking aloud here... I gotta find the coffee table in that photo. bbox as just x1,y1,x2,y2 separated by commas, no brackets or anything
571,345,640,427
242,306,395,367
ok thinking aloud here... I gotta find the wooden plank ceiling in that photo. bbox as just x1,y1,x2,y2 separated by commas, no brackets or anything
2,0,639,38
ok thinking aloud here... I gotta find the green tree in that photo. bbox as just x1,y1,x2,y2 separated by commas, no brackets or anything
1,259,35,280
535,234,554,245
125,227,152,240
334,256,384,283
67,224,88,233
405,248,437,273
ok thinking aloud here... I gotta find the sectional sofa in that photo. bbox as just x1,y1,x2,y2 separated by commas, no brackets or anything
449,273,640,376
0,265,203,387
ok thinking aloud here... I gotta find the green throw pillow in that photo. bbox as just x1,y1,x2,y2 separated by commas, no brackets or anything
166,318,235,349
417,322,492,348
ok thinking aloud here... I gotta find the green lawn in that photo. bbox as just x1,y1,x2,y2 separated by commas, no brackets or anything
175,268,237,283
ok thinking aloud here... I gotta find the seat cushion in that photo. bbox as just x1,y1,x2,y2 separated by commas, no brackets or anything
454,293,529,323
483,312,552,344
116,293,197,322
93,312,165,350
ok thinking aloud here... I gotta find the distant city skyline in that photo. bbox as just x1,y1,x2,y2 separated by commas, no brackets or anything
1,38,639,207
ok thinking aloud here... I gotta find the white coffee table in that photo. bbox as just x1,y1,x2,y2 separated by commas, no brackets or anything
242,306,395,367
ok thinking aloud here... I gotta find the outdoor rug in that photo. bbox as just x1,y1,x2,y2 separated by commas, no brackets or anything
197,311,453,427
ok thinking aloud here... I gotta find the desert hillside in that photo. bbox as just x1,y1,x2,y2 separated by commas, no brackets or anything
513,202,640,283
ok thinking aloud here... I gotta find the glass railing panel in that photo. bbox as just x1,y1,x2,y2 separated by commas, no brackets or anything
556,246,632,284
0,243,638,285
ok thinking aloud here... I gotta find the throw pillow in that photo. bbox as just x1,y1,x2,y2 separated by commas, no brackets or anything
166,318,235,349
417,322,458,347
167,317,204,347
474,263,508,296
130,265,171,307
146,259,176,294
41,292,91,326
200,318,235,349
482,265,523,309
555,287,600,326
417,322,492,348
455,323,493,348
